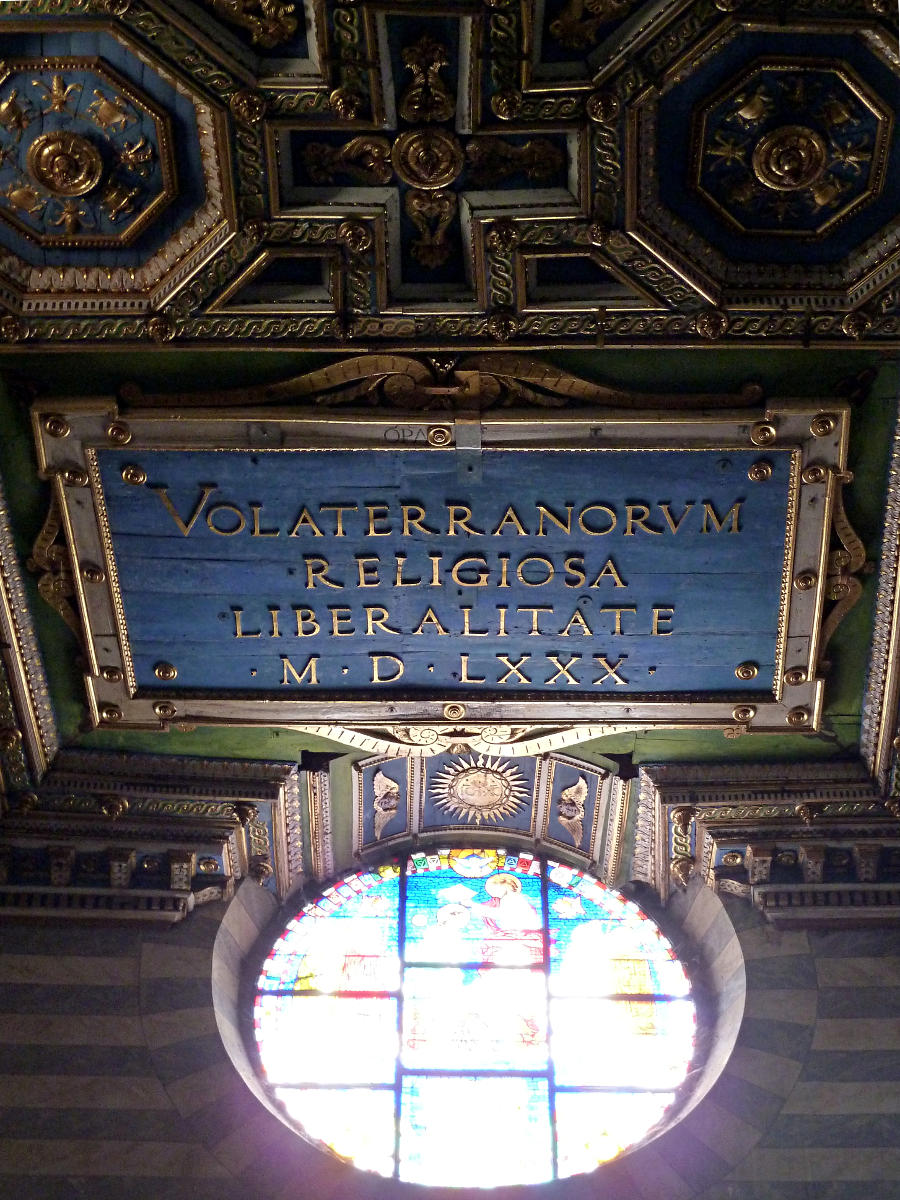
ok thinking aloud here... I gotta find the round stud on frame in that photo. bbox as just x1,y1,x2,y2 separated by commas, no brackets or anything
61,466,88,487
81,564,105,584
747,460,772,482
802,464,828,484
106,421,132,446
810,414,836,437
732,705,756,722
749,422,777,447
101,666,123,683
154,662,178,681
121,465,146,486
786,706,810,726
99,704,122,723
794,571,817,591
735,661,759,680
784,667,807,686
443,702,466,720
427,426,452,447
43,415,70,439
153,701,177,719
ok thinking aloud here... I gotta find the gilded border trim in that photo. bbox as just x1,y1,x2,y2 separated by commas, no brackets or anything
0,469,57,779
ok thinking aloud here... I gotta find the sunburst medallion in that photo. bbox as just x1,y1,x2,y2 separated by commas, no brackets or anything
430,755,530,825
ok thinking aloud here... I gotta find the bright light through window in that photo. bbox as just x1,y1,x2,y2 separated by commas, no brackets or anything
253,847,696,1187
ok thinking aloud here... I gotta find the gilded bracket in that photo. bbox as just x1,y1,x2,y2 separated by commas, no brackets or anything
26,493,82,642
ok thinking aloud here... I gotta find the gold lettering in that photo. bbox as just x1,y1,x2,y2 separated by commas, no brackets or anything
370,654,404,683
447,504,484,536
330,607,355,637
429,553,442,587
460,654,486,683
293,608,320,636
366,504,391,536
365,606,400,636
652,606,675,636
659,502,694,534
356,556,380,588
250,503,279,537
497,654,531,684
281,654,319,685
451,556,490,587
289,507,324,537
593,655,628,685
395,554,422,587
560,609,593,637
151,484,216,537
412,607,449,636
546,654,581,685
232,607,261,638
537,504,573,536
578,504,616,535
625,504,662,536
206,503,246,536
497,606,509,637
462,607,489,636
564,556,586,588
268,607,281,638
702,501,742,533
516,556,554,587
402,505,438,537
319,504,358,536
498,555,511,588
305,558,342,589
600,606,636,634
517,606,553,635
491,505,528,536
589,558,627,588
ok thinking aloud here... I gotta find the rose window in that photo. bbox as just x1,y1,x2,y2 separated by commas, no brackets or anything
253,847,696,1187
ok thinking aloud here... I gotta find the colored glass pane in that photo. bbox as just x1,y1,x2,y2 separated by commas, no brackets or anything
275,1087,396,1177
399,1076,553,1187
252,849,696,1186
254,994,399,1084
402,966,548,1069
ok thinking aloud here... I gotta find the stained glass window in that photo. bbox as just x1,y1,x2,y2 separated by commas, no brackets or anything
253,848,696,1186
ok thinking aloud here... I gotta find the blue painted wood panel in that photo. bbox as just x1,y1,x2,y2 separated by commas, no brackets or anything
96,447,792,696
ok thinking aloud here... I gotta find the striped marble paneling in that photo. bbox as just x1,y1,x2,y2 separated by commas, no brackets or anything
0,881,898,1199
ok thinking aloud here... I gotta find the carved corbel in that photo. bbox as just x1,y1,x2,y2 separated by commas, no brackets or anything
799,844,826,884
818,471,871,665
746,843,774,884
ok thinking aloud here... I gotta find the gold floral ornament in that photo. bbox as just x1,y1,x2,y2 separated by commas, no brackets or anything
207,0,297,49
398,37,455,125
391,129,465,190
752,126,828,191
431,755,529,826
304,137,393,185
32,75,82,115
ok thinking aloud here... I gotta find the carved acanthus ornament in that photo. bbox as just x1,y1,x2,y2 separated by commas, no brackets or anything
818,471,871,665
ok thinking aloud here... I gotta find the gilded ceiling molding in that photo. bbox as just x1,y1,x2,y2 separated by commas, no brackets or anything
862,395,900,791
0,470,57,784
633,761,892,918
1,0,898,345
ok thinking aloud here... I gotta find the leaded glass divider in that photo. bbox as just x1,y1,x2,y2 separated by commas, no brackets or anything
253,847,696,1187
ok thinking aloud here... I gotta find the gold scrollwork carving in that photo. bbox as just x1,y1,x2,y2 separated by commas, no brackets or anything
392,130,464,190
304,136,393,186
465,137,563,186
549,0,635,50
818,472,870,663
206,0,297,49
27,495,82,640
406,188,457,268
